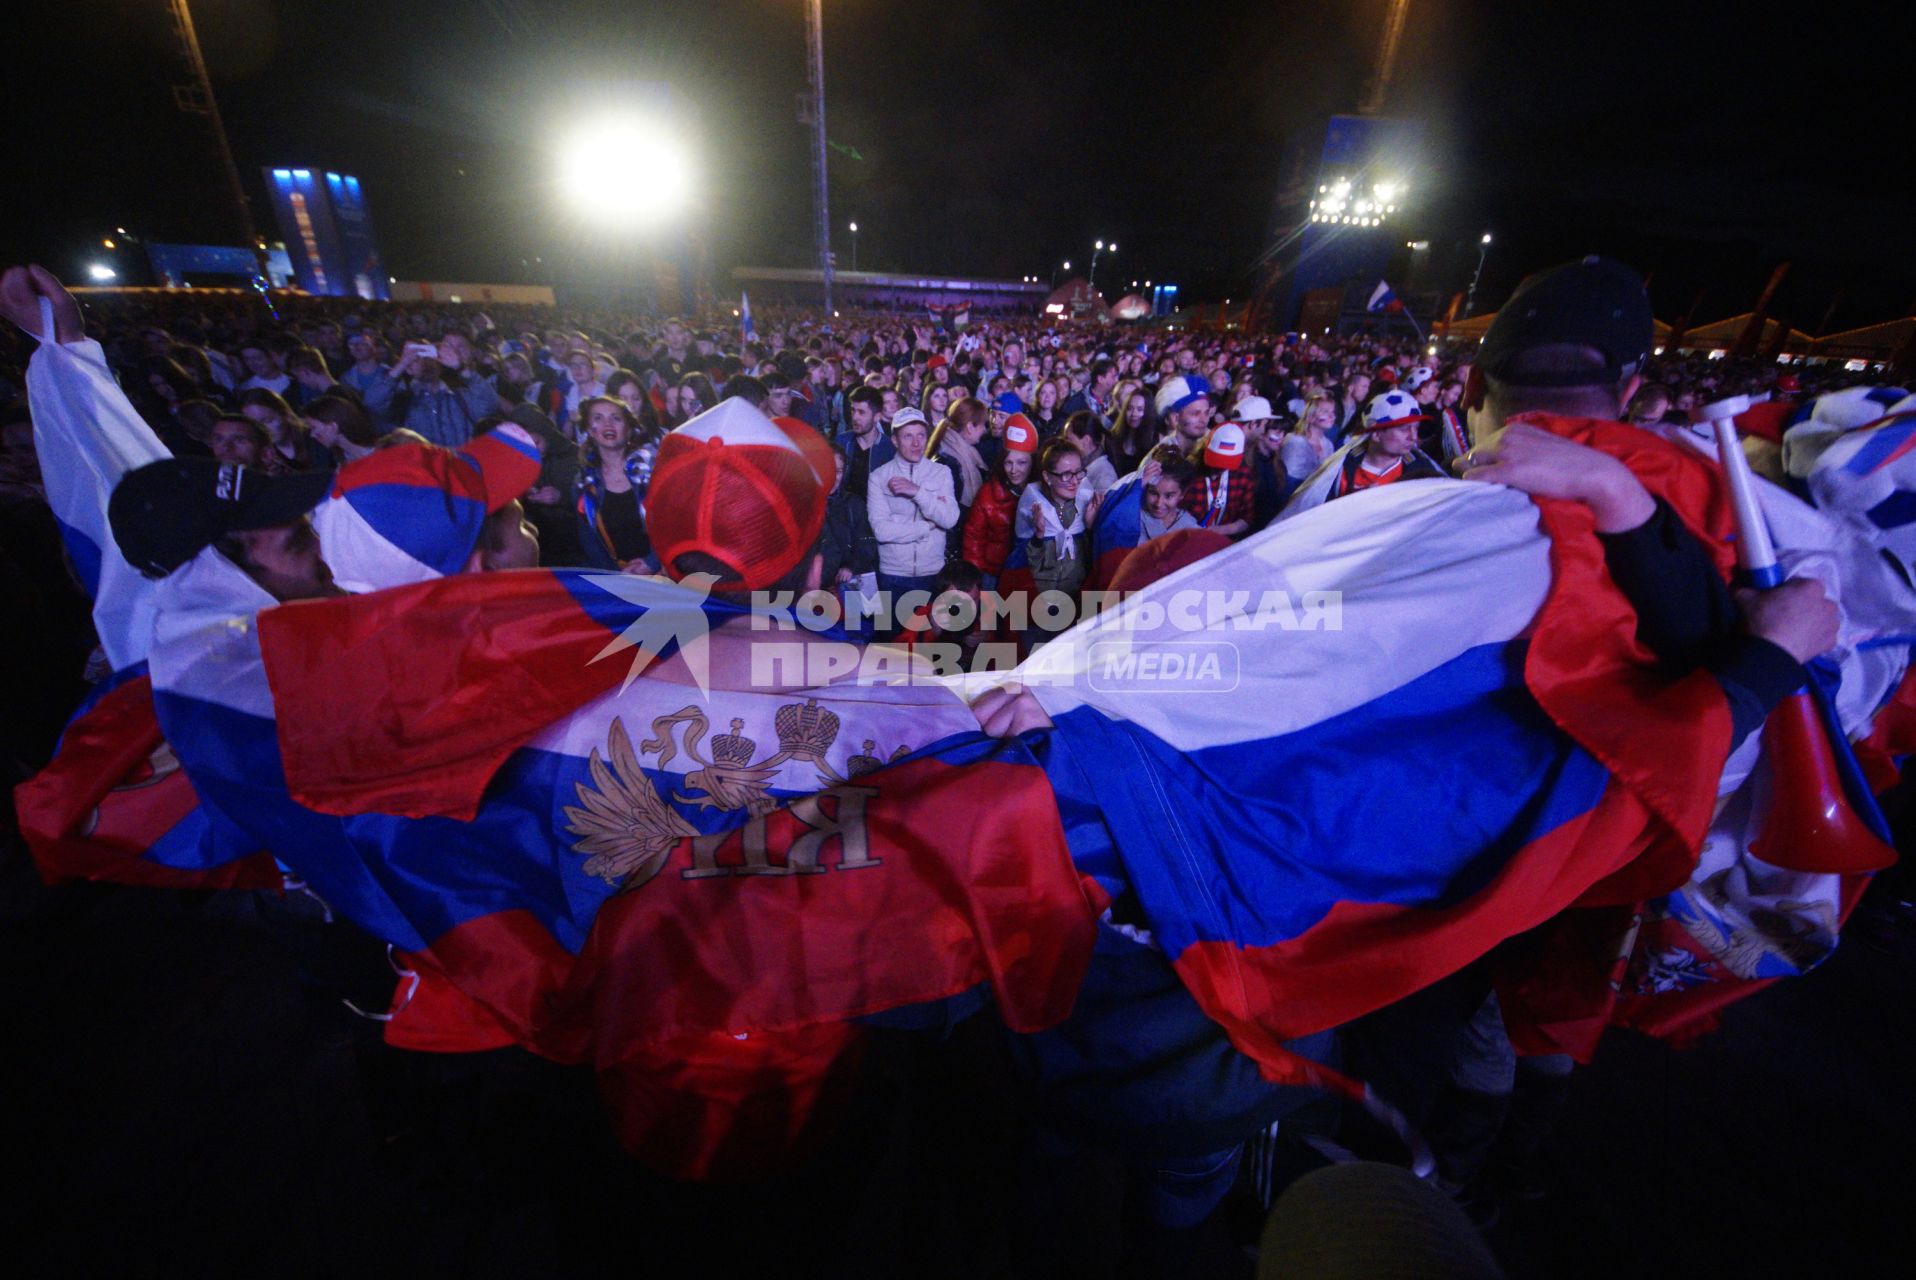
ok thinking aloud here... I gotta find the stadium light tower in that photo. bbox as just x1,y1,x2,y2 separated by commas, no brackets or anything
848,221,858,273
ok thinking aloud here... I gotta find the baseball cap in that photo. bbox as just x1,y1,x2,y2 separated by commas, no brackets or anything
889,406,930,433
1361,389,1430,433
1155,374,1211,418
994,391,1024,415
926,355,949,371
453,422,544,512
646,400,833,592
1003,414,1038,453
1478,255,1653,387
110,457,333,580
1203,423,1247,470
1233,396,1277,422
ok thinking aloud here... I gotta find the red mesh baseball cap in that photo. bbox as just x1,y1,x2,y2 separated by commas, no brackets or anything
647,401,833,591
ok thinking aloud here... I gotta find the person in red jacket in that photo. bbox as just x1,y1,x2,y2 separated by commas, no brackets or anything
960,413,1037,588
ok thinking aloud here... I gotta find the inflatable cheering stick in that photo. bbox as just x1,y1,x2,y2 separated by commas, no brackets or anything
1697,394,1896,874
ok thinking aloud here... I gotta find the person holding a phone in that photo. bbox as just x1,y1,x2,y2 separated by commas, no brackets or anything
362,336,498,447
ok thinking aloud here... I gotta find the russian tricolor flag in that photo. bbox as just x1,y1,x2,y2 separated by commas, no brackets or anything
1367,280,1405,314
146,562,1101,1175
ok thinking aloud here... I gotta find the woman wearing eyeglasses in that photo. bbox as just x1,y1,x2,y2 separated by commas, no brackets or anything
1015,437,1102,599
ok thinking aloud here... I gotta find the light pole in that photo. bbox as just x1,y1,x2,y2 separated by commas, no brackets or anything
848,221,858,273
1464,232,1492,318
1088,239,1117,292
804,0,833,315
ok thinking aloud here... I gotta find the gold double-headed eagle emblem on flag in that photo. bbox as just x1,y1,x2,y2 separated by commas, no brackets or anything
563,699,907,890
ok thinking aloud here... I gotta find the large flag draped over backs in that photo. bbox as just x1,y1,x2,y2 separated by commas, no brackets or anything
125,412,1910,1167
149,558,1102,1176
15,310,546,889
1020,419,1748,1091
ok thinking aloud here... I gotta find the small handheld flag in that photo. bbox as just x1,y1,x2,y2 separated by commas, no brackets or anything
740,291,756,342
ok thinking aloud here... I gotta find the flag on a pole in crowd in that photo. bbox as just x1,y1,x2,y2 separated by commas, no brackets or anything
740,291,756,342
1366,280,1405,315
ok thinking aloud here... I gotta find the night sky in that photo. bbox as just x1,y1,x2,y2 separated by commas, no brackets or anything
4,0,1909,328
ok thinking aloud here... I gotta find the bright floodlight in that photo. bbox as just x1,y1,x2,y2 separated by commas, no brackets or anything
1481,232,1493,244
1063,261,1071,270
1374,181,1399,203
558,115,692,230
86,263,116,281
1096,240,1104,250
1109,242,1118,252
849,221,858,232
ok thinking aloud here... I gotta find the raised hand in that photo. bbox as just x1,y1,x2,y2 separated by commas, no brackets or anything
0,264,84,342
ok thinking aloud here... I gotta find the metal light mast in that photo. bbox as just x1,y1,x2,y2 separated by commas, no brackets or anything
805,0,834,315
166,0,261,254
1358,0,1412,117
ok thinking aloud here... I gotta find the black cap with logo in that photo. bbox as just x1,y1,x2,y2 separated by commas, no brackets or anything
1477,256,1654,388
108,457,333,579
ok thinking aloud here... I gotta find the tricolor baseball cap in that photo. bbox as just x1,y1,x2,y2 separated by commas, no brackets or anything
110,457,333,580
1003,414,1039,453
1361,389,1430,432
1155,374,1211,417
1203,423,1247,470
452,422,544,513
646,400,834,592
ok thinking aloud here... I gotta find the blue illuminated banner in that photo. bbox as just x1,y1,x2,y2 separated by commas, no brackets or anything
263,167,389,300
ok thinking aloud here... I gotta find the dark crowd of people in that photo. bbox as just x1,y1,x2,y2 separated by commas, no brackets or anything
0,283,1876,651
